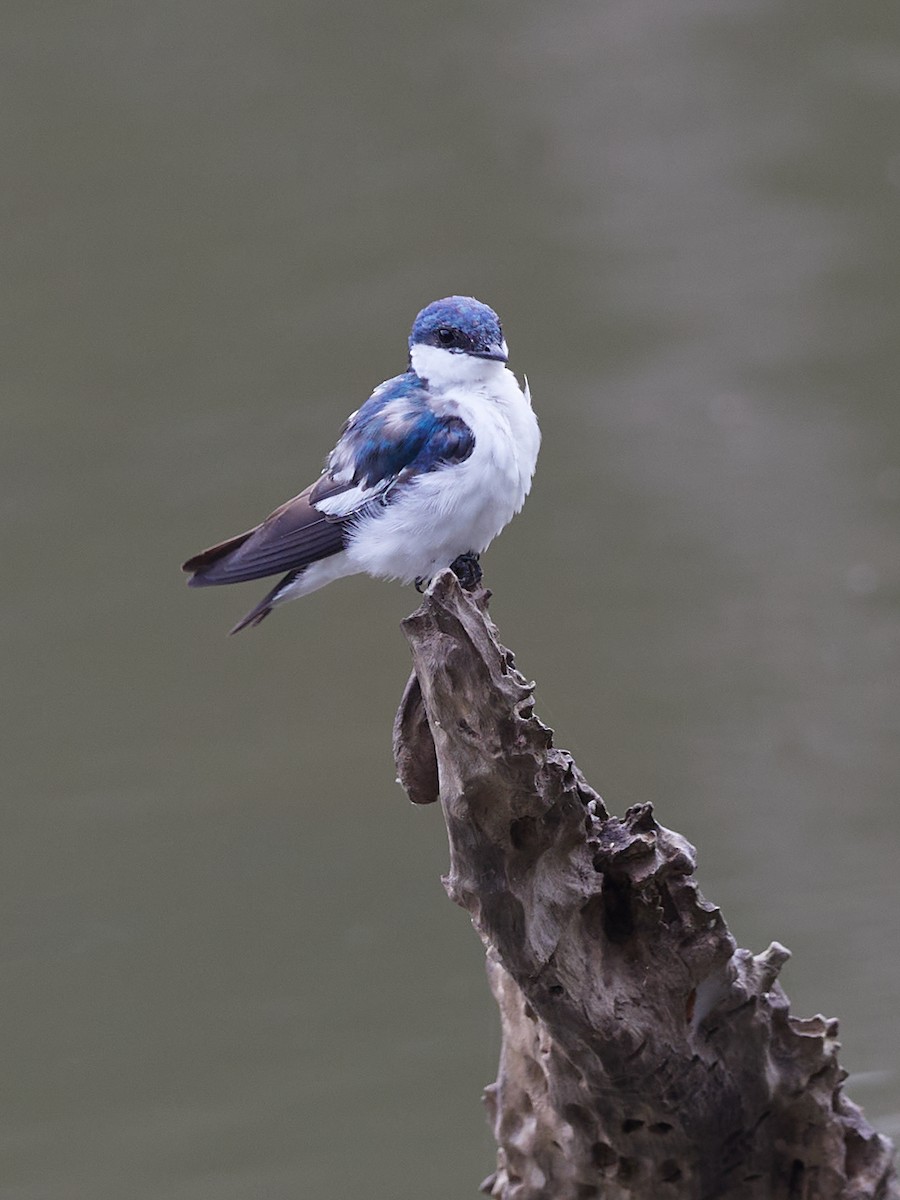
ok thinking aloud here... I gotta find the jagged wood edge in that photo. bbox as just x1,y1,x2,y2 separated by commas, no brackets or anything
394,571,897,1200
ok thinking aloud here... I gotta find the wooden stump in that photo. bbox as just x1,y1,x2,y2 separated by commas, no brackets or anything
392,572,897,1200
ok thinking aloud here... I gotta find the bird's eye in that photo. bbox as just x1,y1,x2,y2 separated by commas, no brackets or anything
437,327,455,346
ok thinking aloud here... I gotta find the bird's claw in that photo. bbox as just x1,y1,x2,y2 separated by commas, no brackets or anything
414,553,481,594
449,552,483,591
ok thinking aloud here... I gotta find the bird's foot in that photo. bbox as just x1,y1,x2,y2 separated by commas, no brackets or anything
414,553,482,594
449,552,483,591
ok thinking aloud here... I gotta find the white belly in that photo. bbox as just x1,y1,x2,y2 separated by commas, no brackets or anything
345,372,540,583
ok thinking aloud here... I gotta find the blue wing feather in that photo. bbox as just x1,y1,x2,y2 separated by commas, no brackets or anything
183,371,475,589
312,371,474,503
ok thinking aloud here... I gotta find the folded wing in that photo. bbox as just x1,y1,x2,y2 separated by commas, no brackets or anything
182,371,475,590
182,484,348,587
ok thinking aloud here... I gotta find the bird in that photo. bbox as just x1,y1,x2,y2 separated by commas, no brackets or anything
182,296,540,634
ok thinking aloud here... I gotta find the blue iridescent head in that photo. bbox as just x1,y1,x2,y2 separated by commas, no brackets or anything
408,296,508,363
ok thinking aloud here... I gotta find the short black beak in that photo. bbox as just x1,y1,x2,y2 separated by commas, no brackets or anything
471,342,509,363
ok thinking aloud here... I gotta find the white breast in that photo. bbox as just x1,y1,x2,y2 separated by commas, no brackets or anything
345,355,540,584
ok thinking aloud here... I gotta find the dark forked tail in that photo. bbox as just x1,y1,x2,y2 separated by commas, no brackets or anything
227,571,300,635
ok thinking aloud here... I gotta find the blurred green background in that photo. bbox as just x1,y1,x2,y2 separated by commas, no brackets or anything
4,1,899,1196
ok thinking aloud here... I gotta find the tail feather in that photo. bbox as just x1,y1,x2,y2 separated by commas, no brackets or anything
229,603,273,635
228,571,298,635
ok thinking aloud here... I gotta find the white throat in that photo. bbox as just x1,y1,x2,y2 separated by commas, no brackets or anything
409,343,509,391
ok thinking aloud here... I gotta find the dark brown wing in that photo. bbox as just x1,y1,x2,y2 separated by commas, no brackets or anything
182,483,347,587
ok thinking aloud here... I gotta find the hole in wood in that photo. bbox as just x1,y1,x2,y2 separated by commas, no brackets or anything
509,816,538,850
590,1142,617,1169
789,1159,805,1197
601,873,635,944
617,1157,638,1181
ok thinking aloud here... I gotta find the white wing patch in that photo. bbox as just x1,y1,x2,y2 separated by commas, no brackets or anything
313,481,390,518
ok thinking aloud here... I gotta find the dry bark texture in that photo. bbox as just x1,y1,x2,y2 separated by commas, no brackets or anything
392,572,897,1200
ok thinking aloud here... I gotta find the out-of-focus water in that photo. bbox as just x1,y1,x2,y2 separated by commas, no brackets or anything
4,1,899,1196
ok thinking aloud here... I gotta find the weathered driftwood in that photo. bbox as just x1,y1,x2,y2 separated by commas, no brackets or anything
392,572,897,1200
